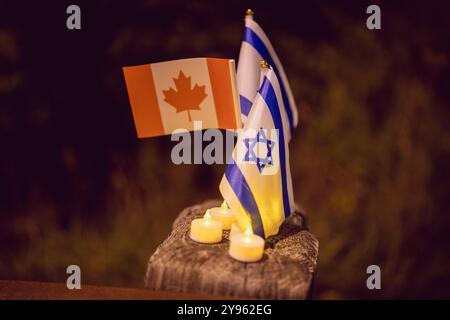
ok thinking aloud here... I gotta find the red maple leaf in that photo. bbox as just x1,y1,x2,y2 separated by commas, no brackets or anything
162,70,207,122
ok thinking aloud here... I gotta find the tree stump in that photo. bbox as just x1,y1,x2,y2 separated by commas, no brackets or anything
144,199,319,299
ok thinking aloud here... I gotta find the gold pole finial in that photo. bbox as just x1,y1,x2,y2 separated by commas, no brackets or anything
246,8,254,17
260,60,269,69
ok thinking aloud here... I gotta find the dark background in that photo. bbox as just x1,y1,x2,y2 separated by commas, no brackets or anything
1,0,449,299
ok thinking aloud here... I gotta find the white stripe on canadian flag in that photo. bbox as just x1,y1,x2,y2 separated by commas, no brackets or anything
123,57,241,138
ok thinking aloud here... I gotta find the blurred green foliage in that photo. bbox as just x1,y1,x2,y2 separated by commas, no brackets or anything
0,1,449,298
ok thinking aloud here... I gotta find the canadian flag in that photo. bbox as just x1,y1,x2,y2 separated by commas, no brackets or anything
123,58,242,138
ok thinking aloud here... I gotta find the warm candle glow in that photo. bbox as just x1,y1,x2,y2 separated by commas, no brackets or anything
229,223,241,240
229,226,264,262
204,209,212,223
189,209,222,244
243,227,253,243
209,202,235,230
220,201,228,210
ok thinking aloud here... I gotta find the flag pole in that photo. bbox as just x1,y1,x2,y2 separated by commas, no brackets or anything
246,8,254,17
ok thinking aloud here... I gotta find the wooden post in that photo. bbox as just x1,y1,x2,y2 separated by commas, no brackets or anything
144,199,319,299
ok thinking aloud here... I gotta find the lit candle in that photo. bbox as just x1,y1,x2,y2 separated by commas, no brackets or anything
209,201,235,230
190,209,223,244
229,227,265,262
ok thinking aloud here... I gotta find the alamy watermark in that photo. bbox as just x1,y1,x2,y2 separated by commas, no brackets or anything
66,5,81,30
66,264,81,289
366,265,381,290
366,5,381,30
170,121,280,176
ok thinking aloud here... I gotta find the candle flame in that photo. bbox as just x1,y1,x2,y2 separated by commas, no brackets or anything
220,201,228,210
242,227,253,243
204,209,212,221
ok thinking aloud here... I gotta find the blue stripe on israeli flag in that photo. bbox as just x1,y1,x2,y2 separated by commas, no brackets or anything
240,95,253,116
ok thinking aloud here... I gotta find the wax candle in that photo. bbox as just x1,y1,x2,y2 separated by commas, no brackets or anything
209,201,235,230
229,228,265,262
190,209,223,244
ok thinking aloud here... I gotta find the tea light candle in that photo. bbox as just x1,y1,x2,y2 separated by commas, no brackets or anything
210,201,235,230
229,227,265,262
190,209,223,244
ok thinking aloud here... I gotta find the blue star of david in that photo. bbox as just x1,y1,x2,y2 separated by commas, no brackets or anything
243,128,275,173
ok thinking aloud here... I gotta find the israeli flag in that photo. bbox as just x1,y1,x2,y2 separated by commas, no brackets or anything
220,66,295,238
237,12,298,134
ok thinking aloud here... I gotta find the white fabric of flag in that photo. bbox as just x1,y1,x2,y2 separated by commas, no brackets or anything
220,66,295,238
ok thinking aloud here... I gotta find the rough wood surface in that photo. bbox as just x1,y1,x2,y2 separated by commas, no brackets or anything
144,199,319,300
